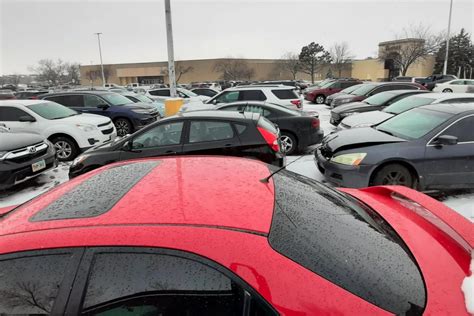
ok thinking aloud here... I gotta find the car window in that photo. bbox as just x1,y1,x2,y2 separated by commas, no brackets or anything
84,95,107,107
441,115,474,142
0,106,32,121
189,120,234,143
0,253,74,314
215,91,239,103
245,104,273,118
271,89,298,100
450,80,463,85
148,89,171,97
369,85,394,95
396,84,418,90
132,122,184,149
219,105,242,112
80,252,274,315
45,95,84,107
234,123,247,135
383,96,436,114
269,170,426,315
239,90,267,101
439,98,474,104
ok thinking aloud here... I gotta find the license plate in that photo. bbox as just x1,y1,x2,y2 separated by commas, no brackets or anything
32,160,46,172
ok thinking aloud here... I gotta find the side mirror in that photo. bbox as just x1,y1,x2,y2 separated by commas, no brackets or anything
19,116,36,122
122,141,133,151
97,104,109,110
435,135,458,146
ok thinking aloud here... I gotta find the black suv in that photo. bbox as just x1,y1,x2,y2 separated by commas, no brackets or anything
40,91,159,136
417,74,458,90
69,111,284,177
0,125,57,190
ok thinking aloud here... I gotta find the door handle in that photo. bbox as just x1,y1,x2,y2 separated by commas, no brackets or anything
165,150,177,154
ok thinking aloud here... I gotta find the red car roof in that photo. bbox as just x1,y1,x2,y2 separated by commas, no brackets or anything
0,157,275,238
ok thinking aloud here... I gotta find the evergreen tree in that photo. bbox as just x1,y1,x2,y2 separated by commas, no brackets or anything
434,29,474,77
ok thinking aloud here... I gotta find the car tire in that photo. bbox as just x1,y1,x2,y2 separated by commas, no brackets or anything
51,136,79,162
315,95,325,104
372,164,414,188
114,118,132,137
280,132,297,155
442,88,453,93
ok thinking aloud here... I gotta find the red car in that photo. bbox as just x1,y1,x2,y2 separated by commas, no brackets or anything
305,79,362,104
0,157,472,315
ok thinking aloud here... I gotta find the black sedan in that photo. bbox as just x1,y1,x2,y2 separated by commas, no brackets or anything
216,101,323,155
69,111,284,177
330,90,429,126
316,103,474,191
0,127,57,190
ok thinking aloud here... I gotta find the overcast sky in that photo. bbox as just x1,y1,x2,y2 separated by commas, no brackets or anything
0,0,472,75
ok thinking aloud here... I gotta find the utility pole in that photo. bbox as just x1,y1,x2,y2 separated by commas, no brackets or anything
94,32,106,86
164,0,177,97
443,0,453,75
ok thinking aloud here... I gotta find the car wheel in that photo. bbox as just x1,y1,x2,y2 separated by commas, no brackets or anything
280,133,297,155
315,95,325,104
372,164,414,188
114,118,132,137
442,88,453,93
51,136,79,161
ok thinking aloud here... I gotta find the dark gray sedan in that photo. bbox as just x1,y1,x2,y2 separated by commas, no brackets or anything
315,103,474,191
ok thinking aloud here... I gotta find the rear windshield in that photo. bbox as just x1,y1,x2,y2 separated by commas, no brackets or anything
351,84,377,96
340,83,364,94
269,170,426,315
271,89,298,100
383,96,435,115
364,91,397,106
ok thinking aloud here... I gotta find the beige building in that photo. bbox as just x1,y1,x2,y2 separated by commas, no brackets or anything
80,39,435,86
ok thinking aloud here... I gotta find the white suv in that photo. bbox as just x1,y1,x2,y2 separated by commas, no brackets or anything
180,85,303,112
0,100,117,161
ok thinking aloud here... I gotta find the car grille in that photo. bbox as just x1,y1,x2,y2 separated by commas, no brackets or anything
101,127,114,135
5,142,48,163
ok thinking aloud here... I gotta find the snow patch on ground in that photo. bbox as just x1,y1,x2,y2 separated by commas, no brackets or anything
443,194,474,223
462,253,474,314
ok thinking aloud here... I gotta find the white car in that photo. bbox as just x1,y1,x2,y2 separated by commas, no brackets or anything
433,79,474,93
146,88,211,103
0,100,117,161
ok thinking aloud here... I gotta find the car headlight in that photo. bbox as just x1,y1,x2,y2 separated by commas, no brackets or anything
338,98,353,104
72,154,89,167
341,112,359,118
131,109,152,114
330,153,367,166
76,123,96,132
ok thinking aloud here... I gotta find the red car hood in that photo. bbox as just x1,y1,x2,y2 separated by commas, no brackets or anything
341,186,472,315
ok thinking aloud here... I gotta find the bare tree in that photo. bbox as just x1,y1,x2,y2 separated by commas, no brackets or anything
28,59,80,85
163,63,194,82
330,42,354,78
379,24,444,76
213,58,255,81
65,63,80,84
277,52,301,80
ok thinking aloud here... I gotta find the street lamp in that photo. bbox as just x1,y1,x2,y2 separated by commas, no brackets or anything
443,0,453,75
94,32,106,86
164,0,177,97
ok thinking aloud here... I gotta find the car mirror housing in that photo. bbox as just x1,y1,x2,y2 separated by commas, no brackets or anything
18,116,36,122
122,141,132,151
97,104,109,110
436,135,458,146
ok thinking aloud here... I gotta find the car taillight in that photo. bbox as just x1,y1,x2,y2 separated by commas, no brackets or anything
311,118,320,129
257,127,280,152
291,99,302,108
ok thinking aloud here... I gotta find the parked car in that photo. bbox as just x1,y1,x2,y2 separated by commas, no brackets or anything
0,89,16,100
69,111,284,177
330,82,426,108
1,156,472,315
103,83,122,89
216,101,323,154
14,90,49,99
417,74,458,90
191,88,220,98
317,102,474,191
146,88,211,103
305,79,362,104
116,91,165,117
39,91,159,137
329,90,430,126
0,100,116,161
338,93,474,130
205,85,303,110
324,83,366,105
0,126,57,190
432,79,474,93
391,76,413,82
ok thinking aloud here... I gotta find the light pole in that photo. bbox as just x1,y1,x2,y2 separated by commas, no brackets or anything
164,0,177,97
443,0,453,75
94,32,106,86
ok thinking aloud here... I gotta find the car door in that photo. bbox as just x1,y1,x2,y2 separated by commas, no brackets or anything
212,90,240,105
65,247,276,315
448,80,466,93
0,106,39,134
43,94,85,112
119,121,185,161
182,119,240,156
0,248,84,315
423,115,474,189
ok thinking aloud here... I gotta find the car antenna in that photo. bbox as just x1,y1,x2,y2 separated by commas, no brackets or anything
260,151,314,183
